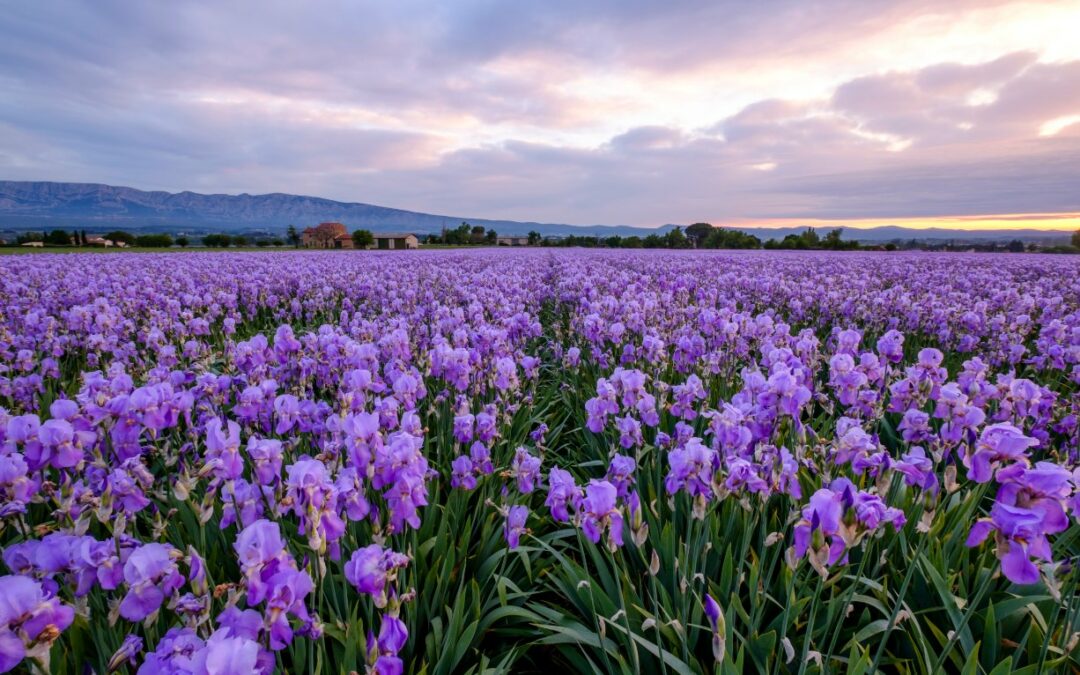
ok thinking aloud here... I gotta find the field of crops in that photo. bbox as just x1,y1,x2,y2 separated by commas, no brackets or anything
0,249,1078,674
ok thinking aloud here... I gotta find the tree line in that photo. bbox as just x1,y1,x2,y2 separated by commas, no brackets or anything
424,222,499,245
541,223,854,250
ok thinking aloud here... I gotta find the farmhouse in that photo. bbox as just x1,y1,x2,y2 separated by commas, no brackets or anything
372,233,419,250
497,236,529,246
301,222,353,249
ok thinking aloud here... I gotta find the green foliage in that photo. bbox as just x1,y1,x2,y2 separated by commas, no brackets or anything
15,231,44,244
134,233,173,247
105,230,136,245
685,222,713,246
202,233,232,247
9,289,1078,675
45,229,73,245
352,229,375,248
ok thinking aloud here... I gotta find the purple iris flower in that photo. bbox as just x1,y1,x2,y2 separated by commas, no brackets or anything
106,634,143,672
188,628,274,675
469,441,494,475
614,415,643,449
452,414,475,444
529,423,549,445
876,330,905,364
546,467,582,522
345,544,409,605
605,455,636,498
967,423,1038,483
0,575,75,673
512,447,541,494
893,446,939,494
665,438,717,498
966,501,1052,585
898,409,932,443
504,505,529,549
273,394,301,434
580,480,624,549
451,455,476,490
119,543,185,621
204,418,243,481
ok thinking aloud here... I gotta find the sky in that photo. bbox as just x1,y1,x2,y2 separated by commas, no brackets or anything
1,1,1079,230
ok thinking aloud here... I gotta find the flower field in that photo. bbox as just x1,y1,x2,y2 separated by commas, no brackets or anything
1,248,1078,674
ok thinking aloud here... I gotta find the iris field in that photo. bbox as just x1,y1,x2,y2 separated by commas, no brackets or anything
0,249,1078,674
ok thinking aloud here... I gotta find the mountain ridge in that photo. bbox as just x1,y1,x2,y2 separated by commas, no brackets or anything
0,180,1072,242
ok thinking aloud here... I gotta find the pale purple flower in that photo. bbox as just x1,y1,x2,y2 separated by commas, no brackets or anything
511,447,541,494
968,423,1038,483
120,543,184,621
545,467,581,522
580,480,624,549
451,455,476,490
504,505,529,549
665,438,717,498
0,575,75,673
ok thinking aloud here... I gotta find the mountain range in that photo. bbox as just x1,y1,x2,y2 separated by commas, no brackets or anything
0,180,1072,243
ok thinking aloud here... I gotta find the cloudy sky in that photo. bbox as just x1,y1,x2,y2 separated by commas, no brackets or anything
2,1,1079,229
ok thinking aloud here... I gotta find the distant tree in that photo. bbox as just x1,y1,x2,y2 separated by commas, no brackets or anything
352,229,375,248
202,234,232,248
79,230,88,246
685,222,713,247
45,229,71,246
604,236,623,248
527,230,541,246
622,236,643,248
105,230,135,246
642,233,664,248
232,235,249,247
176,236,190,247
1072,229,1080,249
271,238,285,247
665,227,689,249
823,228,844,249
1007,239,1025,253
486,228,498,244
703,227,761,249
16,232,44,245
135,234,173,247
287,225,300,248
884,242,897,251
443,223,472,245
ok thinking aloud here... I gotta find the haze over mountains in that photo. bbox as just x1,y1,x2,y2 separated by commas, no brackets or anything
0,181,1072,243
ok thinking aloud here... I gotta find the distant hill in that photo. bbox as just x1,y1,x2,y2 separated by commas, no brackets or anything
0,181,651,237
0,181,1072,243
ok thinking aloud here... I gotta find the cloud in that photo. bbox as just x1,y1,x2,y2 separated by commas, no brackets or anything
2,1,1080,225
